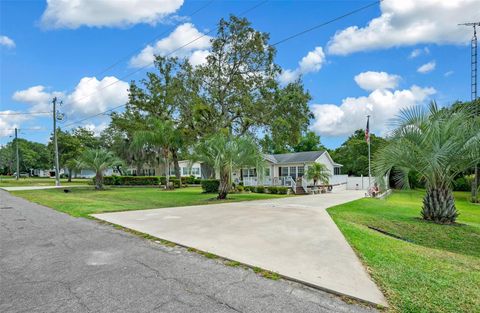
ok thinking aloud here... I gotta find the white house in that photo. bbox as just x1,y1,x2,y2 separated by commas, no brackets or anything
237,150,346,189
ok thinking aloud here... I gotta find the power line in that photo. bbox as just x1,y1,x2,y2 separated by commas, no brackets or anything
0,111,51,116
272,0,383,46
61,0,269,129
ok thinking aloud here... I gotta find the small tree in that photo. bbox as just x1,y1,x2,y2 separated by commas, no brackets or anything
374,102,480,224
77,149,122,190
306,163,331,186
133,118,178,189
194,133,264,199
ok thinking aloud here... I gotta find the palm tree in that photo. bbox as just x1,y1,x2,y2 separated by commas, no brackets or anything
306,163,331,186
77,149,122,190
133,118,178,189
194,133,264,199
374,102,480,224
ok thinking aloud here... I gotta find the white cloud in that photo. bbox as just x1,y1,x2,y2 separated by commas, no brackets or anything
0,111,29,137
13,86,63,112
12,76,128,119
311,84,436,136
279,47,326,84
417,61,436,74
83,122,109,136
409,47,429,59
444,70,454,77
354,71,400,91
130,23,211,68
41,0,184,29
0,35,15,48
188,49,210,67
327,0,479,55
65,77,129,117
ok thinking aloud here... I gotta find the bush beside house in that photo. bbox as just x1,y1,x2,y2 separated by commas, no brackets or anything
201,179,220,193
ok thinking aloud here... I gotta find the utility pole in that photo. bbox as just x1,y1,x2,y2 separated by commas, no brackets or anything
459,22,480,203
15,128,19,180
52,97,61,187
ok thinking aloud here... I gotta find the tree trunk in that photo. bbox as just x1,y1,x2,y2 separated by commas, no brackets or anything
67,168,72,182
217,170,230,200
136,163,142,176
95,172,103,190
472,165,479,203
421,187,458,224
171,148,181,180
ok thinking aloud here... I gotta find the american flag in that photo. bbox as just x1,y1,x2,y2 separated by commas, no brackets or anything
365,116,370,143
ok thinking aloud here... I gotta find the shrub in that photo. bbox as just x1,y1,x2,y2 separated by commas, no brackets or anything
237,185,244,192
268,186,278,194
255,186,265,193
454,176,471,191
103,176,119,185
182,175,196,184
170,178,181,188
201,179,220,193
193,178,202,184
277,187,289,194
243,186,251,192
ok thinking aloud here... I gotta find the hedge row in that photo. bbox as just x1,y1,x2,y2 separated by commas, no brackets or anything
100,176,186,187
102,176,160,186
243,185,289,194
200,179,289,194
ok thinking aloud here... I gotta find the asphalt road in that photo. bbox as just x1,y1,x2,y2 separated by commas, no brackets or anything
0,190,376,313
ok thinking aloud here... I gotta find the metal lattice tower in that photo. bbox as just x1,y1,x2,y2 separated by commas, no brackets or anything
460,22,480,102
472,24,478,101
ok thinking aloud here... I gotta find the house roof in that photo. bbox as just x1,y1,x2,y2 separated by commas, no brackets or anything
265,150,325,164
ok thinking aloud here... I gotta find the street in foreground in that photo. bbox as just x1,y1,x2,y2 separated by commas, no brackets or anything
0,190,375,313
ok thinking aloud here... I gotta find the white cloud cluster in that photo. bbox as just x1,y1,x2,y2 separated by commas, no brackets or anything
354,71,400,91
13,77,128,118
409,47,429,59
279,47,326,84
66,76,129,117
417,61,436,74
310,72,436,136
327,0,480,55
41,0,184,29
0,35,15,48
0,111,29,137
130,23,211,68
13,86,63,112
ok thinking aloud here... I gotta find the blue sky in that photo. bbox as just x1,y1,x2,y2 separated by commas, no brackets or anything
1,0,478,148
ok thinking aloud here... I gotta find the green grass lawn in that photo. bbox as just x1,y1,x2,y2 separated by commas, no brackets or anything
328,190,480,313
0,177,89,187
12,186,290,218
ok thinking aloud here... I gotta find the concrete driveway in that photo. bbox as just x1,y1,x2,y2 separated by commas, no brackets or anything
93,190,387,307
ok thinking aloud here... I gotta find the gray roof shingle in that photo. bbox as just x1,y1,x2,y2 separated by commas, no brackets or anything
264,150,325,164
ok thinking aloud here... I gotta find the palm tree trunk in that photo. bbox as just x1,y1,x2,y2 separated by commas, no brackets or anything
171,148,181,180
217,170,230,200
421,187,458,223
95,172,103,190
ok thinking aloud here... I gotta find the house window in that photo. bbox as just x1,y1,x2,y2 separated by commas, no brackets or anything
334,167,341,175
182,167,191,176
192,167,200,176
289,166,297,179
280,167,288,177
297,166,304,178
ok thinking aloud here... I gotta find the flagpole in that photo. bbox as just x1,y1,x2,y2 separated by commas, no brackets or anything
367,115,371,189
